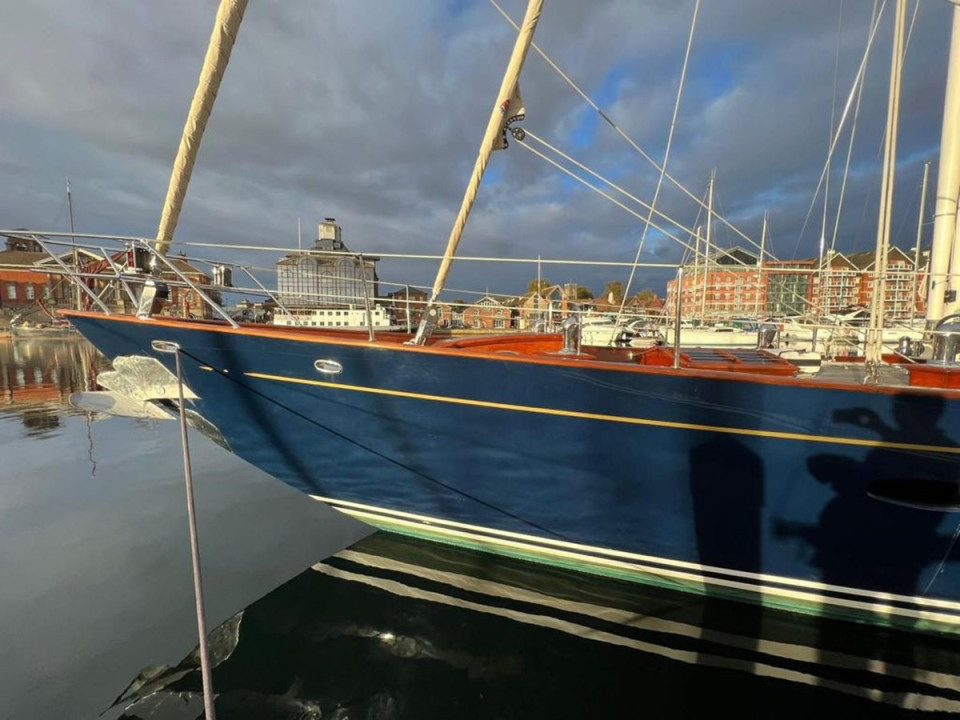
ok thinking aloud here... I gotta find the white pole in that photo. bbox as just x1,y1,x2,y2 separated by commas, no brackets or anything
405,285,412,333
867,0,906,366
701,170,714,323
692,224,701,322
913,161,930,319
927,3,960,323
67,178,80,311
757,212,767,318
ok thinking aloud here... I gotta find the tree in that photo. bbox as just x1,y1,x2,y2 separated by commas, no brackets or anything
630,289,658,307
528,279,550,294
603,280,625,304
575,285,594,300
451,299,468,314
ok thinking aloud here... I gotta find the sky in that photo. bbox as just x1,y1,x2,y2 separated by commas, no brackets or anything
0,0,952,302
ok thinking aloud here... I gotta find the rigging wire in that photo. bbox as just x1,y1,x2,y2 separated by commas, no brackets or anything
178,347,571,542
522,130,699,249
923,519,960,596
488,0,760,254
50,194,67,233
613,0,700,330
831,0,920,256
517,134,701,257
792,0,888,259
892,176,925,247
820,0,845,264
830,1,880,254
521,133,768,274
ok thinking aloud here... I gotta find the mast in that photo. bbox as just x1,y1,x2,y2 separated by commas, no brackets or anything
412,0,543,345
866,0,906,366
154,0,248,257
67,178,80,310
701,170,714,322
913,161,930,318
757,212,767,318
927,3,960,323
692,224,701,322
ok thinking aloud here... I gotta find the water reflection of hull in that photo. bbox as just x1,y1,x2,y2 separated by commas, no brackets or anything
10,324,81,339
119,534,960,717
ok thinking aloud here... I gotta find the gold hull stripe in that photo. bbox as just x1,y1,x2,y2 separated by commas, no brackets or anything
245,371,960,455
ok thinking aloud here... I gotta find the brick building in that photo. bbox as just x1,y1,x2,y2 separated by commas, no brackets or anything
383,286,428,331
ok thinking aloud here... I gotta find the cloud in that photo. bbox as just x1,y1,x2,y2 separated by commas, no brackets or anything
0,0,951,299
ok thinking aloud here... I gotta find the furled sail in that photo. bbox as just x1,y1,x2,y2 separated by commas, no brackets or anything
154,0,248,257
412,0,543,345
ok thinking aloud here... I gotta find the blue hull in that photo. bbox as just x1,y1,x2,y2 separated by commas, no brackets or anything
68,314,960,632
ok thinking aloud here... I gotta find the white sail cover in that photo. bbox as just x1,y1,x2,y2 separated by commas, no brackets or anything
412,0,543,345
495,84,525,150
933,5,960,319
155,0,248,256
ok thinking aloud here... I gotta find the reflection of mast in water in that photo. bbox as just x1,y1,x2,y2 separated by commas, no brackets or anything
77,333,100,475
85,410,98,478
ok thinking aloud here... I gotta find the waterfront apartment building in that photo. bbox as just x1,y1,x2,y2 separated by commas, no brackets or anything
764,259,816,316
664,246,764,322
665,245,927,321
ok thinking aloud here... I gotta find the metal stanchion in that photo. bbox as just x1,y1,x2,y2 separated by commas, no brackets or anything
673,267,683,369
151,339,217,720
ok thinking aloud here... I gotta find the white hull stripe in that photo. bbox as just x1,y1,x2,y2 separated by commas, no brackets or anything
312,562,960,711
313,495,960,620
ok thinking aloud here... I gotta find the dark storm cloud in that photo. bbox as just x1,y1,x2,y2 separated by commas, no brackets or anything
0,0,951,297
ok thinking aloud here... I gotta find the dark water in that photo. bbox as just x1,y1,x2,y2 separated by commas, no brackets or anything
6,338,960,719
118,532,960,720
0,338,371,719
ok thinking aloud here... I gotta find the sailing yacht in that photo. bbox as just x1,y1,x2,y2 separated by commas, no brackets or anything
8,0,960,636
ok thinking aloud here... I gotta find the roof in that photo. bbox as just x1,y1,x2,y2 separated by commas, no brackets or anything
764,258,817,268
845,247,912,270
791,247,915,270
384,287,428,300
0,250,46,268
35,248,102,266
845,250,877,270
165,257,209,278
709,246,759,266
277,251,380,266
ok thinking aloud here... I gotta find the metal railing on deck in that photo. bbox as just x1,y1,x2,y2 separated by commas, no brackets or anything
0,229,951,363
